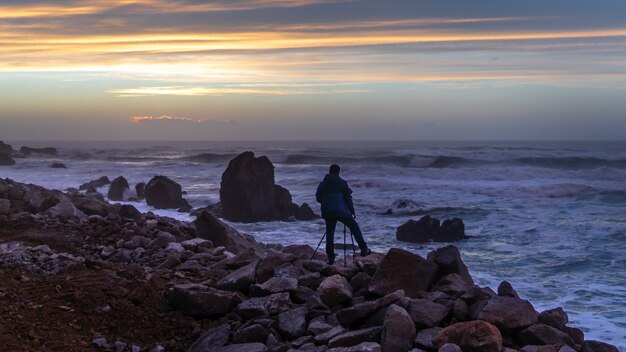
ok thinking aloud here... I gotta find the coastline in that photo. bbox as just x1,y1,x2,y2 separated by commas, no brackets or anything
0,178,621,352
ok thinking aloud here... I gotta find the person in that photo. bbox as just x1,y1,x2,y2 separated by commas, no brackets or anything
316,164,370,264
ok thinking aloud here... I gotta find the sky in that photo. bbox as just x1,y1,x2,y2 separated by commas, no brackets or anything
0,0,625,141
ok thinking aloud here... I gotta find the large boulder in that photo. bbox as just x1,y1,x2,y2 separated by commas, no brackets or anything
396,216,467,243
193,210,265,256
581,341,619,352
144,175,190,210
477,296,538,330
107,176,130,201
518,323,575,347
433,320,502,352
427,245,474,285
406,298,450,328
380,304,415,352
167,284,241,318
19,146,58,156
220,151,317,222
317,274,353,307
368,248,437,298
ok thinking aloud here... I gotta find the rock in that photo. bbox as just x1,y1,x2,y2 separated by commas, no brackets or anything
561,326,584,345
119,204,142,222
49,163,67,168
381,304,415,352
20,146,58,156
233,324,268,344
327,342,382,352
135,182,146,200
477,296,538,330
314,326,346,345
406,298,450,328
497,281,519,298
167,284,241,318
438,344,462,352
414,327,442,350
518,324,575,347
396,216,467,243
145,175,190,210
71,195,118,217
187,324,231,352
368,248,437,298
433,273,471,296
79,176,110,191
427,245,473,285
328,327,382,348
237,292,291,319
255,253,291,283
581,341,619,352
194,211,265,256
336,290,405,327
0,153,15,166
108,176,130,201
433,320,502,352
250,277,298,296
213,343,267,352
520,346,558,352
219,151,317,222
0,199,10,214
147,231,177,249
0,141,13,154
278,306,308,339
317,274,353,307
538,308,568,328
282,244,315,260
559,346,577,352
295,203,319,220
216,260,259,292
45,198,86,218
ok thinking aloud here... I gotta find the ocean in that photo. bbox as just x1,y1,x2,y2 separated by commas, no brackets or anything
2,140,625,349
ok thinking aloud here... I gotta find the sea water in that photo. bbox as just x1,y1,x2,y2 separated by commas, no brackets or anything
2,140,625,349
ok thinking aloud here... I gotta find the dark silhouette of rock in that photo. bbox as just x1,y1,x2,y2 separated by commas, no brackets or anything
581,340,619,352
187,324,231,352
168,284,241,318
518,323,575,347
135,182,146,200
107,176,130,201
381,304,415,352
49,163,67,169
0,141,13,155
119,204,142,222
0,153,15,166
477,296,538,330
19,146,58,156
368,248,437,298
538,307,568,329
79,176,110,191
220,151,318,222
396,215,467,243
497,281,520,298
427,245,474,285
193,211,265,256
144,175,190,210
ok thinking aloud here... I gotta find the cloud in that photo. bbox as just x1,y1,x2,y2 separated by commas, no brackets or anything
131,115,234,124
111,86,369,97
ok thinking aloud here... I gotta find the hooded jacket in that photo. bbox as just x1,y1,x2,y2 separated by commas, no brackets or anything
316,173,355,218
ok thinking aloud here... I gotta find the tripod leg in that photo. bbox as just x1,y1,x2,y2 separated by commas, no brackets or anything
310,231,326,261
343,224,347,267
350,226,356,256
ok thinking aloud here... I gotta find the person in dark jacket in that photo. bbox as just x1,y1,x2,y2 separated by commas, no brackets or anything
316,164,370,264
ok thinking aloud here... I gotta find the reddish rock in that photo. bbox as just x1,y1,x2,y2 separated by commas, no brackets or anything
318,274,353,307
519,323,575,347
406,298,450,328
433,320,503,352
581,340,619,352
477,296,538,330
380,304,415,352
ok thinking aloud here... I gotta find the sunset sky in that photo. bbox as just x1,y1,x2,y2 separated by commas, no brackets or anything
1,0,625,140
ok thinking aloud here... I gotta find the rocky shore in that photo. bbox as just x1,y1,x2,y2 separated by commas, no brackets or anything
0,178,620,352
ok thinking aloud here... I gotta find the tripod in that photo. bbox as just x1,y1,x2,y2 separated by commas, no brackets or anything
311,224,356,267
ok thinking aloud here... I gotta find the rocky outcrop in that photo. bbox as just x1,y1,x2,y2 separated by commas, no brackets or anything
0,141,15,166
220,151,318,222
0,178,620,352
0,141,13,155
19,146,58,156
107,176,130,201
144,175,190,210
396,215,467,243
79,176,110,191
135,182,146,200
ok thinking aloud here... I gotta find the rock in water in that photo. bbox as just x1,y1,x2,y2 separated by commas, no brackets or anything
368,248,437,298
396,215,467,243
79,176,110,191
19,146,58,156
380,304,415,352
0,153,16,166
433,320,502,352
107,176,130,201
144,175,190,210
135,182,146,200
49,163,67,169
220,151,318,222
0,141,13,154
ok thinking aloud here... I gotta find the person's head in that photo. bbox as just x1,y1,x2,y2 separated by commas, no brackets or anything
329,164,341,175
